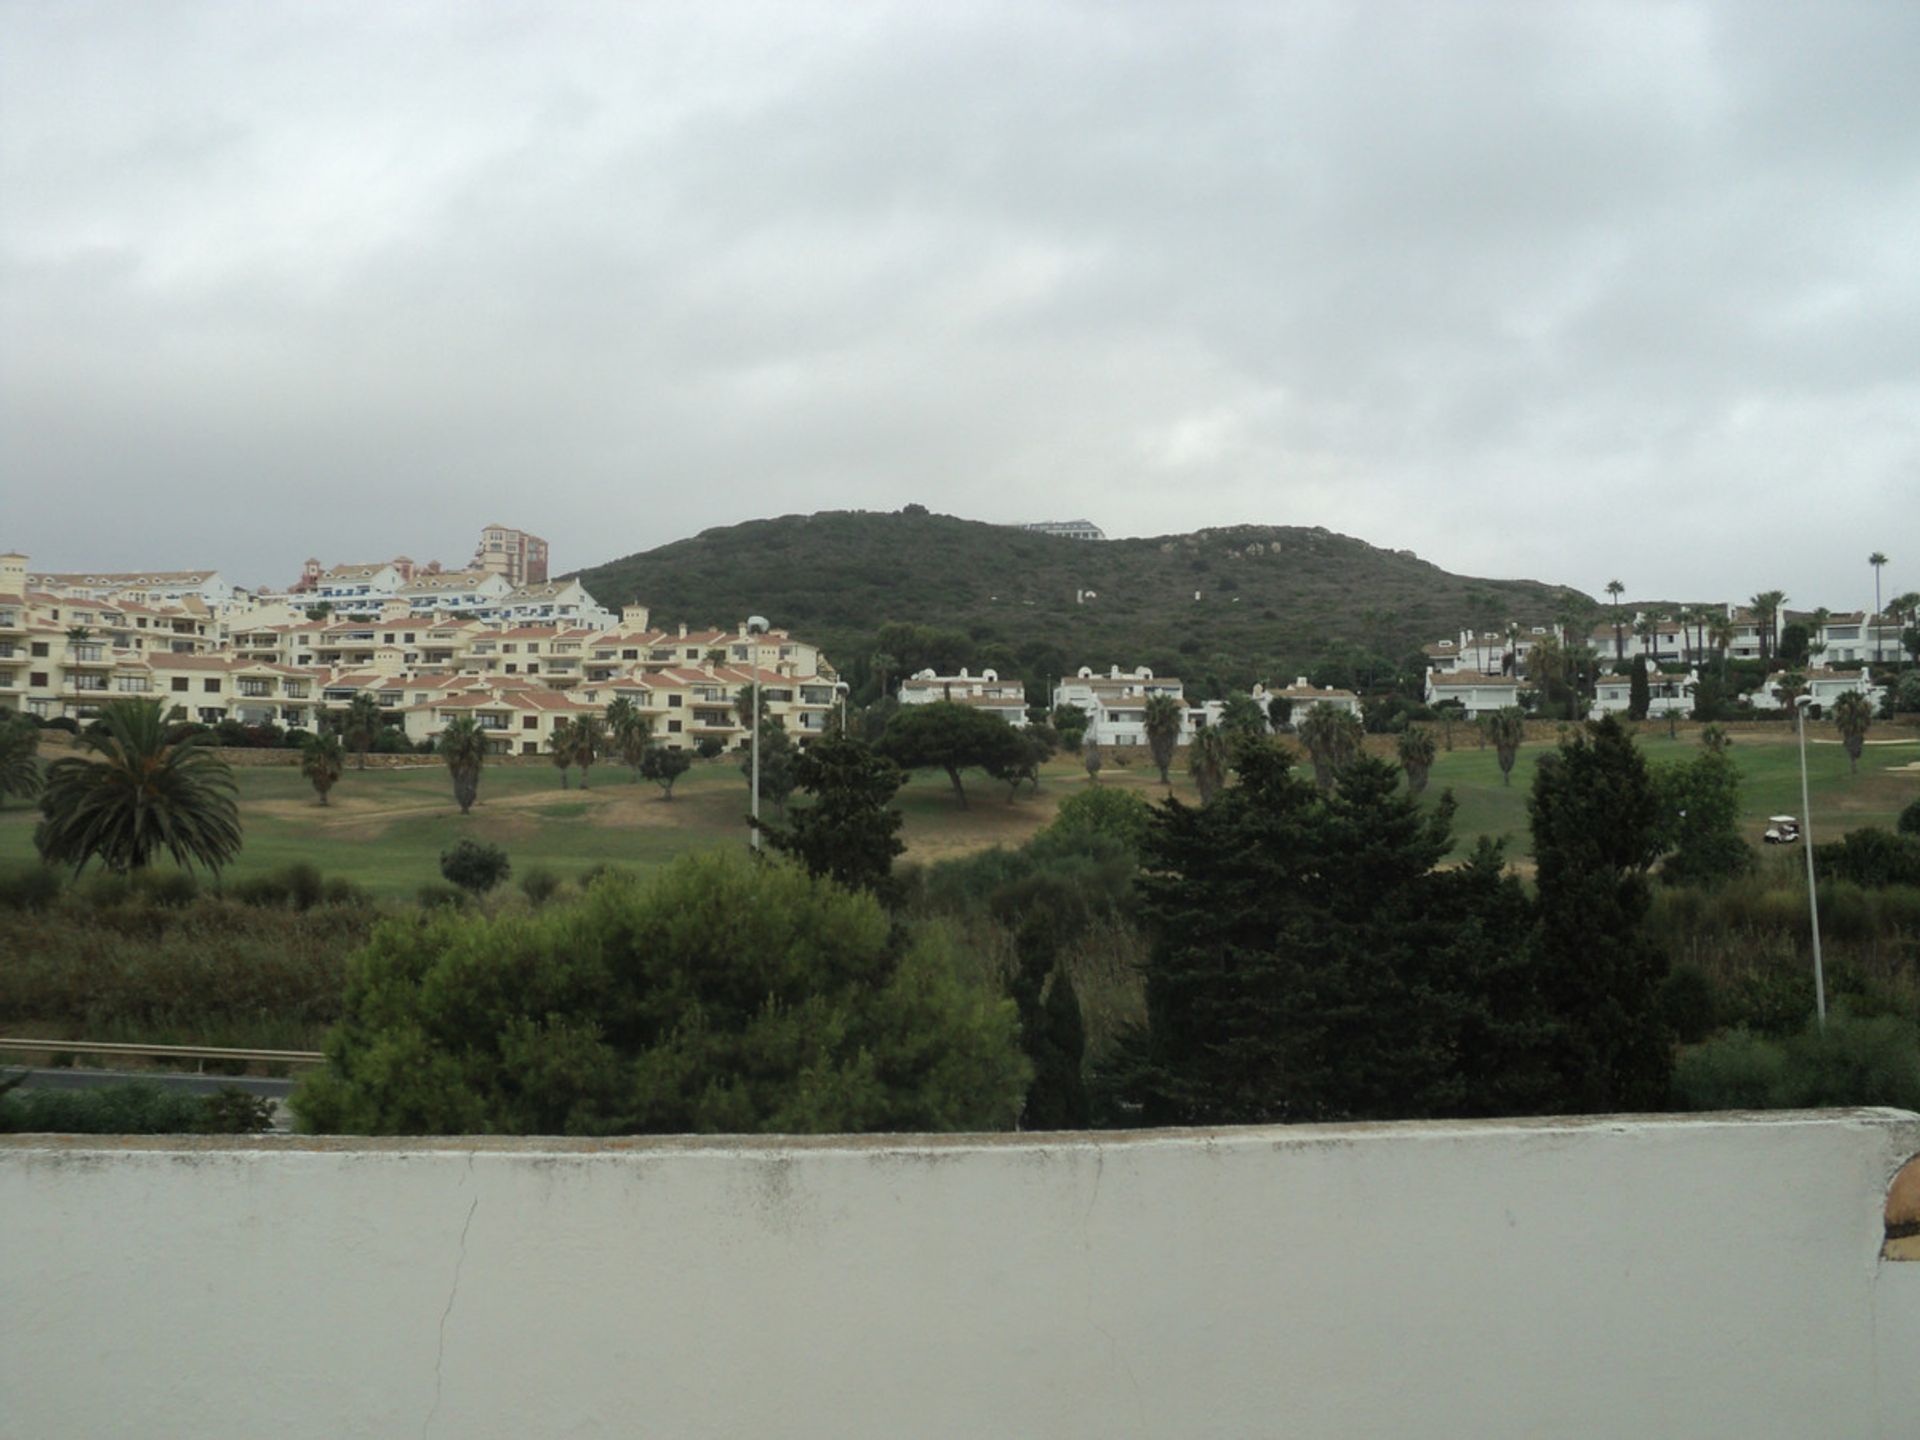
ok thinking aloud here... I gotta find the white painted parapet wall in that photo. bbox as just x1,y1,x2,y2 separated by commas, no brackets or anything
5,1111,1918,1439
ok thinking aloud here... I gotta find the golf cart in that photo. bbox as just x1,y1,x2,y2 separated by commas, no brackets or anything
1763,815,1800,845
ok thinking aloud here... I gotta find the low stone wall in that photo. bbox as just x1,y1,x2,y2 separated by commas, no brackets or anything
3,1111,1916,1438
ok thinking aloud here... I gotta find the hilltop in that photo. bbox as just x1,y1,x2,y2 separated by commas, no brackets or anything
572,509,1585,693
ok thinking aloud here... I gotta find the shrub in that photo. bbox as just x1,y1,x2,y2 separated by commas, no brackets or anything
519,867,563,908
1813,828,1920,889
1900,798,1920,838
1657,965,1719,1045
74,871,132,909
415,881,467,910
294,849,1029,1136
1673,1015,1920,1111
229,873,290,908
694,736,725,760
439,840,510,895
280,861,325,912
1045,786,1154,856
41,716,80,735
0,863,64,912
0,1081,274,1134
321,876,367,907
133,870,200,908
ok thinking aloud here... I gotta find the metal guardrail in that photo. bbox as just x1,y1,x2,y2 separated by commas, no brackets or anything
0,1037,324,1068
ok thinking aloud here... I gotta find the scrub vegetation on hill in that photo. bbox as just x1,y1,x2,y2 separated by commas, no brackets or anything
571,508,1580,696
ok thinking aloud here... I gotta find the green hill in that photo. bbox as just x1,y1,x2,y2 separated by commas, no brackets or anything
572,509,1587,699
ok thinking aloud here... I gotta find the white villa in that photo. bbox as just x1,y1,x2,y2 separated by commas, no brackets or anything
1589,664,1698,720
897,668,1029,728
1748,667,1887,713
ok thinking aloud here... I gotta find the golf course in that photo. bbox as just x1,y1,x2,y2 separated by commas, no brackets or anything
0,725,1914,898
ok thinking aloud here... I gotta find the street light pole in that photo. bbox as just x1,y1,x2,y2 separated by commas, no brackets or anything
1795,694,1827,1028
746,616,768,852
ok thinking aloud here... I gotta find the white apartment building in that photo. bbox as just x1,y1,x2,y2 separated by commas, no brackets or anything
1749,668,1887,713
1424,670,1522,719
1053,667,1186,747
1589,665,1698,720
897,668,1029,728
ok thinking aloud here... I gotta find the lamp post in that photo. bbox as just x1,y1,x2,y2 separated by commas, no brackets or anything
746,616,768,852
1794,694,1827,1028
834,680,850,734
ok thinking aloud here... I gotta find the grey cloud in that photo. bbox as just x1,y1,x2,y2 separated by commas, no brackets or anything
2,0,1915,611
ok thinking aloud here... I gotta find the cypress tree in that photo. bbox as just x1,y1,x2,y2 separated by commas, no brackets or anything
1527,715,1673,1111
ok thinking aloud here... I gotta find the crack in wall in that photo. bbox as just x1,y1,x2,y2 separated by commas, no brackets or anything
422,1192,480,1439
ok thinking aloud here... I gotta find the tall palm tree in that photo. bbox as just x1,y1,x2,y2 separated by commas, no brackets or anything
1187,724,1230,803
1709,613,1735,680
1632,615,1658,669
1141,693,1184,785
570,714,604,789
1869,552,1889,662
341,692,383,771
548,717,575,789
1606,579,1625,660
1892,591,1920,673
1832,690,1873,774
35,697,241,875
1483,706,1526,787
1296,702,1363,791
1395,725,1437,795
1750,591,1787,664
0,713,43,808
607,698,650,781
299,730,344,806
439,715,486,814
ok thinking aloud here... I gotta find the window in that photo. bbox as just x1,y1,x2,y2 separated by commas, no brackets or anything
203,678,221,693
667,694,683,708
31,642,47,657
31,671,50,688
522,715,538,730
172,677,190,693
666,719,682,734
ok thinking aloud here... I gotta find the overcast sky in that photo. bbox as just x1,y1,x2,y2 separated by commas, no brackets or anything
3,1,1916,612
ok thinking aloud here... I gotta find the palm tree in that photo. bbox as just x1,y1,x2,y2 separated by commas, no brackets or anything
1892,591,1920,673
570,714,604,789
1708,613,1735,680
1606,579,1625,660
1296,702,1363,791
1806,607,1831,666
1700,723,1731,755
1632,615,1658,670
607,699,650,781
1870,552,1889,662
1395,725,1437,795
341,693,383,771
1832,690,1873,775
1749,591,1787,664
35,697,241,875
299,730,344,806
1483,706,1526,786
548,717,575,789
439,715,486,814
0,713,43,808
1141,693,1184,785
1187,725,1230,803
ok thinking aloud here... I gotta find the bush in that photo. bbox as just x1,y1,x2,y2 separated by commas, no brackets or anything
1900,797,1920,838
74,871,133,909
229,873,290,909
133,870,200,908
1673,1015,1920,1111
1045,786,1154,856
0,1081,275,1134
41,716,80,735
1814,828,1920,889
321,876,367,907
439,840,510,895
0,863,64,912
415,881,467,910
518,868,563,907
694,736,725,760
1657,965,1719,1045
294,849,1030,1136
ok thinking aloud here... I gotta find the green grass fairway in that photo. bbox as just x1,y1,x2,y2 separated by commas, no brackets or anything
1,731,1914,897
